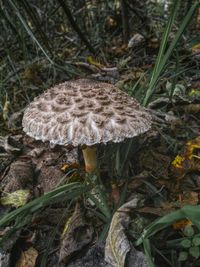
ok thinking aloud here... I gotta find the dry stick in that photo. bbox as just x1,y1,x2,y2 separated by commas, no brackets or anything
120,0,129,43
57,0,96,54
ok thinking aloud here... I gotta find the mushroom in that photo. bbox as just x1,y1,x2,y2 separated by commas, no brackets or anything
22,79,151,173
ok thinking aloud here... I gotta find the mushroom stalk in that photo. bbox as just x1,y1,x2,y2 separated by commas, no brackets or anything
82,146,97,173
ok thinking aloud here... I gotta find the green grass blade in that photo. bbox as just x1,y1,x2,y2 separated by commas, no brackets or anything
150,0,180,81
143,1,198,106
143,238,156,267
7,0,53,64
136,205,200,267
0,183,88,227
136,205,200,246
87,187,111,220
20,0,53,55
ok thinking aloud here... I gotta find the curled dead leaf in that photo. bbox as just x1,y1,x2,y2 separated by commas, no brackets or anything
105,196,144,267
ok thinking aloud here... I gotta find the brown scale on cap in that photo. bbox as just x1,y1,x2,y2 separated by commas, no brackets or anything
23,79,151,146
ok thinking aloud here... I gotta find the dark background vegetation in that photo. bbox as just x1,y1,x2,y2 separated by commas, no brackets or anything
0,0,199,120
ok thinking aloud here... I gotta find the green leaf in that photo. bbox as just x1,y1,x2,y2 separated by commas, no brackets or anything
183,225,194,237
189,246,200,259
181,239,192,248
178,251,188,261
192,237,200,247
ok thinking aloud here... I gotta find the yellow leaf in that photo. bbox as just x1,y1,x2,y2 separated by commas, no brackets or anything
186,137,200,159
172,155,185,169
192,43,200,53
3,100,10,121
61,216,72,239
61,162,80,172
1,189,30,208
171,136,200,178
86,56,104,68
188,89,200,96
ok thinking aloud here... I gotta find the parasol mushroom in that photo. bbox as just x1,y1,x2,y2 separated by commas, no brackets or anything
22,79,151,173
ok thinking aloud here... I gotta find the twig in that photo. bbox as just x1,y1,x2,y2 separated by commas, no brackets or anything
57,0,96,54
120,0,129,43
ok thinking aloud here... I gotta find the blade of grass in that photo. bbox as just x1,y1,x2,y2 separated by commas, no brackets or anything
20,0,53,55
0,182,88,227
143,238,156,267
7,0,53,64
40,200,73,267
135,205,200,267
143,0,181,107
143,1,198,106
136,205,200,247
87,187,111,220
0,6,20,38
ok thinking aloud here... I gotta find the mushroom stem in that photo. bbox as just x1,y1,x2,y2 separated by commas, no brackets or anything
82,146,97,173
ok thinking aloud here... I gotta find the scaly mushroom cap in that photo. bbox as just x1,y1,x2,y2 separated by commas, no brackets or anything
23,79,151,146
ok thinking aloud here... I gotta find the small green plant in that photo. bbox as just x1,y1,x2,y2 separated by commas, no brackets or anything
135,205,200,267
178,225,200,261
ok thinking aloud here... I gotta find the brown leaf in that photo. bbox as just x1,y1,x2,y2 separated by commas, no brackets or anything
59,202,94,264
179,191,199,206
139,150,171,179
37,166,66,192
173,220,192,230
183,104,200,114
1,158,34,195
15,247,38,267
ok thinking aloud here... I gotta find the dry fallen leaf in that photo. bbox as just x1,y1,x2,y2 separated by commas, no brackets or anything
1,189,30,208
183,104,200,114
61,162,80,172
105,196,144,267
192,43,200,54
173,220,192,230
0,158,34,196
178,191,199,206
128,33,145,48
139,149,171,179
59,202,94,264
0,251,10,267
2,99,10,121
15,247,38,267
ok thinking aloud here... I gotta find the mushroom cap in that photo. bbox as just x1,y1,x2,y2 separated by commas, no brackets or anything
22,79,151,146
